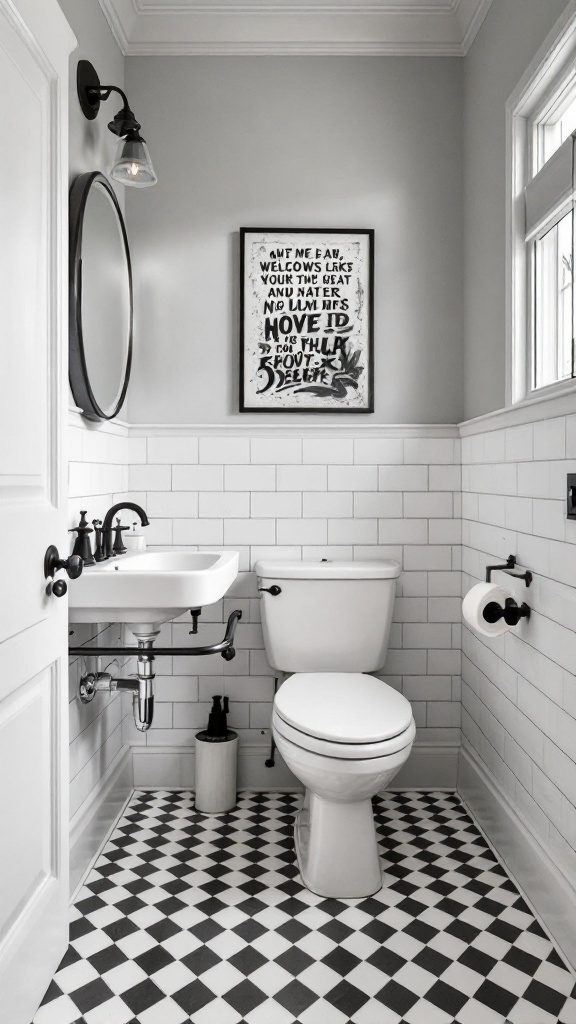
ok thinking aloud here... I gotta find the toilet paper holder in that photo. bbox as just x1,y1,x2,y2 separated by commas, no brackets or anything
483,597,530,626
485,554,532,587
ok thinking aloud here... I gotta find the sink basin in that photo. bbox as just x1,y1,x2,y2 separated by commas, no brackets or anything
68,549,239,627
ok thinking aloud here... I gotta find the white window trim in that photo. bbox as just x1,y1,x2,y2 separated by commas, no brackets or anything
506,1,576,408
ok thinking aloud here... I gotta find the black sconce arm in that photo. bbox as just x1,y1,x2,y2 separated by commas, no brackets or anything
88,83,130,110
77,61,140,135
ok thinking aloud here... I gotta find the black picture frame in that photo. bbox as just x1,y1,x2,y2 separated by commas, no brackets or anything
240,228,374,413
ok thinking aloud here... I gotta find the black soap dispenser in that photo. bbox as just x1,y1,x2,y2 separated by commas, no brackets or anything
198,695,233,742
195,695,238,813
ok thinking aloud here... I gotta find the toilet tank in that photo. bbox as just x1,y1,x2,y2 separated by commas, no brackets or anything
255,560,400,673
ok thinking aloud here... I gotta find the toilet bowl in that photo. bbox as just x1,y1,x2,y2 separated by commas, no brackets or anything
272,672,415,897
255,559,415,899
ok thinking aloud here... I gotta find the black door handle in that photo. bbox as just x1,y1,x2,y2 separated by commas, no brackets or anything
258,585,282,596
44,545,84,581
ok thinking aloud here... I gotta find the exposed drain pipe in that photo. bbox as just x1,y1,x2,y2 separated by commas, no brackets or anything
79,630,159,731
79,672,155,731
75,610,242,731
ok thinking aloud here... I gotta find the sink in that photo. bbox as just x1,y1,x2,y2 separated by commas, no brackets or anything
68,549,239,627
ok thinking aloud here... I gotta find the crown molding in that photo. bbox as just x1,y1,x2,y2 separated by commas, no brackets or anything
98,0,492,56
454,0,491,54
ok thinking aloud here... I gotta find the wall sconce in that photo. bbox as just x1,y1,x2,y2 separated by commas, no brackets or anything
77,60,157,188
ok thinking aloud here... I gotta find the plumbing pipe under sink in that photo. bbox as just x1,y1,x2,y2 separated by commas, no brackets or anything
78,627,158,731
75,611,242,731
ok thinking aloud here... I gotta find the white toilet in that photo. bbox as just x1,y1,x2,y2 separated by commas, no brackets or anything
255,559,415,899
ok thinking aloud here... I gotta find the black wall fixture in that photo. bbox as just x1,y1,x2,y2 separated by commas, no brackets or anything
567,474,576,520
77,60,157,187
483,597,531,626
485,554,532,587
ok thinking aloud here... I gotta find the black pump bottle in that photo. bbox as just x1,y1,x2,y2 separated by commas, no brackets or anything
196,695,236,743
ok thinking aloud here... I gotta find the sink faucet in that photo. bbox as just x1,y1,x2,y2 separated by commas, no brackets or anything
101,502,150,560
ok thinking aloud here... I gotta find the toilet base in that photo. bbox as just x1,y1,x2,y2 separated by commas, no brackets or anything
294,790,382,898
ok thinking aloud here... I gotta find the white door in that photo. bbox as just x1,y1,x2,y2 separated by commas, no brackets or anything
0,2,75,1022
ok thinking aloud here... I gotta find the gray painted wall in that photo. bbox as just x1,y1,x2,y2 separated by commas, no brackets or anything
125,56,463,425
58,1,573,426
462,0,570,421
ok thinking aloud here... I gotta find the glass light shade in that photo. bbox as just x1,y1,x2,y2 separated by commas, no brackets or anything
110,135,157,188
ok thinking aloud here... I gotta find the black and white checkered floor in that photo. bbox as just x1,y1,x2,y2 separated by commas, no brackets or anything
34,791,576,1024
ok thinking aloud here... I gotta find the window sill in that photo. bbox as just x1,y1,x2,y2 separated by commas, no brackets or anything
523,376,576,404
460,379,576,435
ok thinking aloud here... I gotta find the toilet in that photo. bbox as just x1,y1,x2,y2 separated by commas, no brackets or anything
255,559,415,899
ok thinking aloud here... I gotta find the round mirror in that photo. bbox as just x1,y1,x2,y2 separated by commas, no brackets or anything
69,172,133,421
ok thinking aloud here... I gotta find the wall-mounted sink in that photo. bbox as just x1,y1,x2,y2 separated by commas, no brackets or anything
68,549,238,628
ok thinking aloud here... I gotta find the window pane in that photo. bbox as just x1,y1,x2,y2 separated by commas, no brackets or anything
537,76,576,169
533,209,574,390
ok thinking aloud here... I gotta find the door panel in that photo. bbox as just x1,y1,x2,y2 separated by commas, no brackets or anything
0,1,58,646
0,1,75,1021
0,665,58,940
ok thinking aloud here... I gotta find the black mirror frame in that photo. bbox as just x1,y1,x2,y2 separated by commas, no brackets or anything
69,171,133,422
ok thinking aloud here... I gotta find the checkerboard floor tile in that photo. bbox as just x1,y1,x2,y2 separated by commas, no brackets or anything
33,791,576,1023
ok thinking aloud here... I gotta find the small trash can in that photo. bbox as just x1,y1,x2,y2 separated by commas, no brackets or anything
195,695,238,813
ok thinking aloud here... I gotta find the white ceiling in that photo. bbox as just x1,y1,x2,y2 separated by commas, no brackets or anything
99,0,494,56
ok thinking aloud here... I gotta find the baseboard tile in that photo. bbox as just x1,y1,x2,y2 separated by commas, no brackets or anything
69,746,134,898
458,747,576,970
132,744,299,790
132,741,459,792
392,743,459,789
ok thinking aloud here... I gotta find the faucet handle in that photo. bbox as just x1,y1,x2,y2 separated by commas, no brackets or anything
113,517,130,555
69,511,93,535
92,520,106,562
69,510,95,565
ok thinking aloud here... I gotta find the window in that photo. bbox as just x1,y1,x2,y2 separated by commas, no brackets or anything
535,72,576,171
508,6,576,404
527,90,575,393
532,199,573,390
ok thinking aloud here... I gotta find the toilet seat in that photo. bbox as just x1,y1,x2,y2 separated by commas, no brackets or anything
273,672,415,760
273,709,415,759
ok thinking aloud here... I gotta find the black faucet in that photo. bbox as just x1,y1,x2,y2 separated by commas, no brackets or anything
101,502,150,559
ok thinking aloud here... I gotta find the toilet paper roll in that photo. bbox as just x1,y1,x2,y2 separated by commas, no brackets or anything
462,582,512,637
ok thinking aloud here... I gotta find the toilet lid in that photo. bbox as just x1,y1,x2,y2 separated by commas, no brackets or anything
275,673,413,744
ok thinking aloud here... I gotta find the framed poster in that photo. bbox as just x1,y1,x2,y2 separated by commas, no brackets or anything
240,228,374,412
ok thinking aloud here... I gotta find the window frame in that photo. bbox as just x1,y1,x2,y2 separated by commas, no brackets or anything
506,2,576,407
531,205,574,390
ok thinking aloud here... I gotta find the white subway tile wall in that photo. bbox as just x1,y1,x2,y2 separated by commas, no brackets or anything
461,413,576,884
67,424,467,818
68,423,135,827
68,624,126,820
67,407,576,893
111,432,462,756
